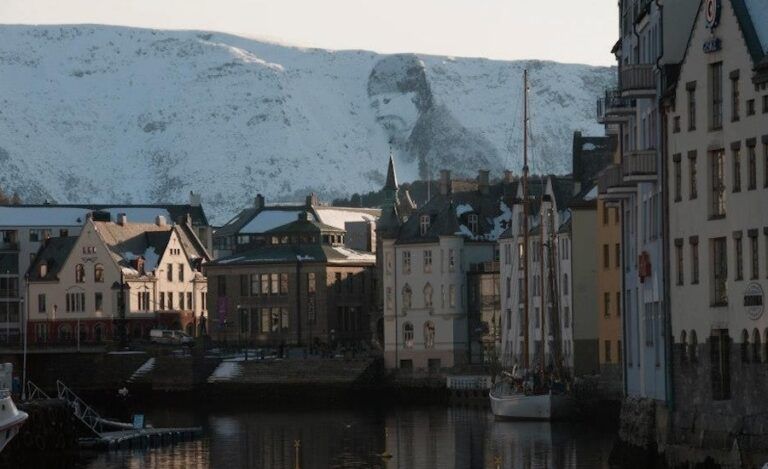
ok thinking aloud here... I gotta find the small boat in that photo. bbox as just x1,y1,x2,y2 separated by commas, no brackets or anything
489,386,571,421
0,385,28,453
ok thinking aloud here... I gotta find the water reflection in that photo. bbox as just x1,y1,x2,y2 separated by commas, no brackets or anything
77,406,616,469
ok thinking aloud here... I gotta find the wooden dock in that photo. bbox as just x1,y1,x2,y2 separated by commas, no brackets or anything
80,426,203,451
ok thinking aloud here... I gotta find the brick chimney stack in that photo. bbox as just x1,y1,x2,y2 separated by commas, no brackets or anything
439,170,452,196
478,170,490,195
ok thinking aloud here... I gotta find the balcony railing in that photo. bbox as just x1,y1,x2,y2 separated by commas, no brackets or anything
620,64,655,95
597,88,634,123
622,150,658,180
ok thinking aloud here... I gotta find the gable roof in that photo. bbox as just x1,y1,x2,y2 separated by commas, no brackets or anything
27,237,79,281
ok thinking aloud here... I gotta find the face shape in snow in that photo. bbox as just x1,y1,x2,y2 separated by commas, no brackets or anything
370,91,419,146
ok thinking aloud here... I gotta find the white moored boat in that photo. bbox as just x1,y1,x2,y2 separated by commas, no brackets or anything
0,364,28,454
489,387,571,421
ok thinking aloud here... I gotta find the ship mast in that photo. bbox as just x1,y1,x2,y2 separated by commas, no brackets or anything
522,70,530,369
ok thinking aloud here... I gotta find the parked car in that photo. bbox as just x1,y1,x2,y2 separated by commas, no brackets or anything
149,329,194,346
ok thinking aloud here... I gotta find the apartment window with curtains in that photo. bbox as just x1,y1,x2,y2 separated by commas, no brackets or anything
691,238,700,284
710,62,723,129
687,81,696,130
675,240,684,285
747,143,757,190
689,151,698,199
735,233,744,281
731,70,740,122
750,231,759,280
673,154,682,202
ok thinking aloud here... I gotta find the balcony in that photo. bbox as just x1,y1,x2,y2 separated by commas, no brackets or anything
622,150,658,182
619,64,656,98
597,164,635,199
597,89,635,124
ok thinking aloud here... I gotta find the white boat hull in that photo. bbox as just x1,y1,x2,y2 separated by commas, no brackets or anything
0,394,28,454
489,390,571,421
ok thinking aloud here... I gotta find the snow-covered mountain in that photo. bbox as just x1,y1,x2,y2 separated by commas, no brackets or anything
0,25,614,223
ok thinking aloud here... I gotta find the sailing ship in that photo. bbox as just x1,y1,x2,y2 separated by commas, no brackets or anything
489,70,573,420
0,363,28,453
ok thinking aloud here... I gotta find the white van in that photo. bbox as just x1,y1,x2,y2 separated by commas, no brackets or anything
149,329,194,346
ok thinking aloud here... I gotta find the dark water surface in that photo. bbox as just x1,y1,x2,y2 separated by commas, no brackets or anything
27,405,621,469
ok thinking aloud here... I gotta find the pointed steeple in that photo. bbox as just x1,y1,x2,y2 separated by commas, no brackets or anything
384,150,398,191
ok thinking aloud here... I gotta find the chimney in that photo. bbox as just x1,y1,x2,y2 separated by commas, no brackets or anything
439,170,452,196
478,170,490,195
504,170,514,184
254,194,265,210
130,257,146,275
189,191,201,207
155,215,167,227
298,211,310,221
117,213,127,226
305,192,319,207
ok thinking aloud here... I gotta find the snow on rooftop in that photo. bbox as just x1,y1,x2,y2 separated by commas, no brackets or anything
0,206,173,227
745,0,768,53
584,186,598,201
143,246,160,272
330,246,376,262
582,143,597,151
455,204,474,217
217,256,246,264
488,201,513,240
241,210,312,233
314,208,378,231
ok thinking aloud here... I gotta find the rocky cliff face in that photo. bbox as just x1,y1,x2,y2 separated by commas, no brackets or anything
0,25,614,222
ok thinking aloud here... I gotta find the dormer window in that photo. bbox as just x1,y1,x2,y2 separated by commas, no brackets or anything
75,264,85,283
419,215,430,236
468,214,479,234
39,264,47,278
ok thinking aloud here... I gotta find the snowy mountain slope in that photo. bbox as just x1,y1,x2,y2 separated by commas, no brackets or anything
0,25,614,223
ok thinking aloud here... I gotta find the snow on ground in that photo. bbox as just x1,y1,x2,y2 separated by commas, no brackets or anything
207,361,243,382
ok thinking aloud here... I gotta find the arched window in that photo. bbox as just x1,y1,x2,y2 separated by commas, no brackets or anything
424,321,435,349
753,328,761,363
689,330,698,362
423,283,433,308
75,264,85,283
741,329,750,363
94,263,104,283
402,284,412,310
680,330,687,362
403,322,414,348
562,274,569,295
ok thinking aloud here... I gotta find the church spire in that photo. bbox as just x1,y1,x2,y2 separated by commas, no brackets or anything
384,145,398,191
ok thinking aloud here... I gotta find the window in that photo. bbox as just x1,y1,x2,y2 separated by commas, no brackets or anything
713,238,728,305
748,144,757,190
691,238,700,284
60,229,68,237
517,278,524,304
732,145,742,193
764,95,768,113
449,284,456,308
159,292,165,309
603,244,609,269
673,155,682,201
616,292,621,317
710,62,723,129
402,251,411,274
747,99,756,116
605,340,612,363
386,287,393,311
603,203,609,225
307,273,316,295
419,214,430,235
448,249,456,272
615,243,621,269
201,292,207,311
753,328,762,363
517,244,524,270
403,322,414,348
731,72,740,122
250,274,260,296
138,291,150,311
280,273,288,295
710,150,726,217
90,264,104,285
424,283,433,308
168,292,174,310
604,292,610,317
765,142,768,188
562,274,569,296
178,264,184,282
687,82,696,130
424,322,435,349
271,273,279,295
75,264,85,283
65,292,85,312
735,233,744,281
689,151,698,199
467,214,479,234
260,274,269,295
95,292,103,312
239,274,248,296
167,263,173,282
750,231,759,280
423,250,432,273
37,294,46,313
402,284,412,310
505,277,511,299
564,306,570,328
385,253,392,275
675,240,684,285
673,116,680,133
187,292,193,310
179,293,185,310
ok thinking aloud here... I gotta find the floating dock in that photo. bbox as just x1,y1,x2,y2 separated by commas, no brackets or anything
80,426,203,450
